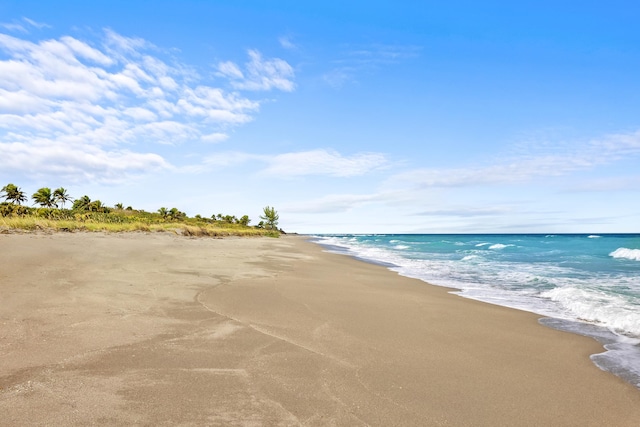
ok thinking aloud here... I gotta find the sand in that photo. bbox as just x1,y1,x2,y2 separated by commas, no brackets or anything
1,231,639,426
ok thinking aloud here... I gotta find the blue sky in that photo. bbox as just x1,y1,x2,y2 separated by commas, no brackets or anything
1,1,639,233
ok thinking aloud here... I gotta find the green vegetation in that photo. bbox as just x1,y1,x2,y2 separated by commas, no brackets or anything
0,183,281,237
1,183,27,205
259,205,280,230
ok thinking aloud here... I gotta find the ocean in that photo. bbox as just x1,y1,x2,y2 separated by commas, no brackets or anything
312,233,640,389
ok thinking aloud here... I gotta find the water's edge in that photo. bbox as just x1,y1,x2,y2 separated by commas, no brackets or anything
310,237,640,391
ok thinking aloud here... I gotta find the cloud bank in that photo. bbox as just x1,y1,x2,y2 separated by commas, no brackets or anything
0,25,294,182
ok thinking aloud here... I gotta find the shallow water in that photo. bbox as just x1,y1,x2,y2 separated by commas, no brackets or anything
312,234,640,389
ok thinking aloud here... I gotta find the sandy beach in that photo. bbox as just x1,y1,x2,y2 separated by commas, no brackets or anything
1,232,639,426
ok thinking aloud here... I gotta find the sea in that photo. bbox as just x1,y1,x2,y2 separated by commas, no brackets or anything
311,233,640,389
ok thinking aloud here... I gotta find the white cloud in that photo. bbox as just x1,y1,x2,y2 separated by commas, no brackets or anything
0,17,51,33
263,149,388,177
103,28,150,54
285,193,384,213
201,132,229,143
217,61,244,79
592,130,640,158
0,139,169,183
346,44,422,64
217,49,295,92
387,130,640,191
322,68,355,89
412,206,516,217
22,18,51,30
323,43,421,88
278,36,296,50
0,28,293,181
566,176,640,192
200,151,258,168
189,148,389,179
0,23,27,33
60,36,114,66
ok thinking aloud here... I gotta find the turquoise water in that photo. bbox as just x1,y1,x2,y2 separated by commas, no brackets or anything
312,234,640,388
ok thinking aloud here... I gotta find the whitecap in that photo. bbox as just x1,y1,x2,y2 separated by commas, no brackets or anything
489,243,512,250
610,248,640,262
394,245,410,250
588,235,602,239
542,286,640,337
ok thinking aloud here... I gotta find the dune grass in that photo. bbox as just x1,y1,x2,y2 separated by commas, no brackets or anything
0,214,280,237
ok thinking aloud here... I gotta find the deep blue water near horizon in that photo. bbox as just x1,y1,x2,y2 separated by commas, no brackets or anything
311,233,640,390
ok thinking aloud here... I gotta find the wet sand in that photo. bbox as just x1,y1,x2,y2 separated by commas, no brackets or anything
1,232,639,426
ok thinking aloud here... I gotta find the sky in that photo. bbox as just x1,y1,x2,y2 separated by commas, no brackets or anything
1,1,639,234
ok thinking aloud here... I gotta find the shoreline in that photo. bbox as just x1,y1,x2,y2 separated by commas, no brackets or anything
1,232,640,425
311,233,640,392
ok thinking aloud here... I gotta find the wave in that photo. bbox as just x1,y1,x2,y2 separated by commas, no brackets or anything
394,245,410,250
542,286,640,337
488,243,513,250
610,248,640,261
588,235,602,239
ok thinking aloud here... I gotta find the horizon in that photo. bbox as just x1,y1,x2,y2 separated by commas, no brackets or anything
1,1,639,234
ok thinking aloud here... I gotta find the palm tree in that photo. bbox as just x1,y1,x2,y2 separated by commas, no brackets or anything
72,195,92,211
2,183,28,205
158,207,169,219
32,187,57,208
53,187,73,208
114,203,124,210
88,200,105,212
168,207,185,221
260,206,279,230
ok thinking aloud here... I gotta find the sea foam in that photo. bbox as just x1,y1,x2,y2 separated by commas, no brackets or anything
312,233,640,391
610,248,640,261
541,286,640,337
488,243,512,250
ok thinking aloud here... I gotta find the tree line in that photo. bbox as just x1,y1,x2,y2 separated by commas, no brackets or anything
1,183,280,231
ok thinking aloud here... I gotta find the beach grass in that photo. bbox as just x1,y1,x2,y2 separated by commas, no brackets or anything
0,212,280,237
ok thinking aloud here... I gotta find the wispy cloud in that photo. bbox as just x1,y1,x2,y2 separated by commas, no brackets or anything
278,35,296,50
192,148,389,178
566,176,640,192
217,49,295,91
0,26,295,183
2,138,169,183
323,43,421,88
22,18,51,30
0,17,51,33
386,130,640,190
344,44,422,64
262,149,388,177
412,206,517,217
284,192,390,213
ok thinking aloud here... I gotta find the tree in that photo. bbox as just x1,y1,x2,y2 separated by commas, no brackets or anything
114,203,124,210
1,183,28,205
158,207,169,219
238,215,251,226
72,195,92,211
169,207,185,221
53,187,73,208
88,200,108,212
32,187,57,208
259,206,279,230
